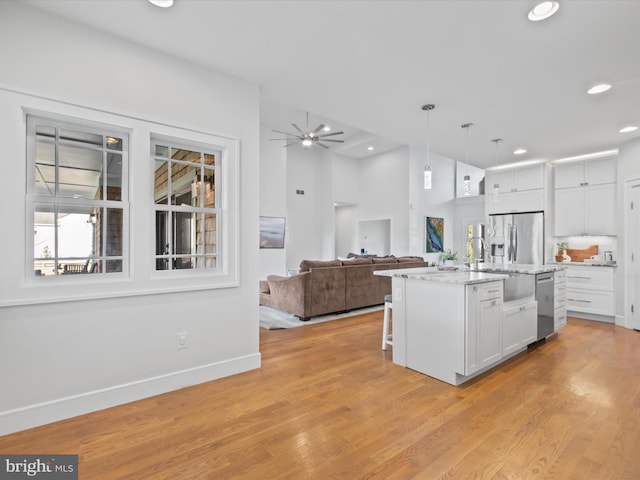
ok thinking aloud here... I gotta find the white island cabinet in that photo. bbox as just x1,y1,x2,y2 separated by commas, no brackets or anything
389,271,507,386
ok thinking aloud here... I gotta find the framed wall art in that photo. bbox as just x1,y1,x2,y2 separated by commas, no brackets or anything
259,216,286,249
425,216,444,253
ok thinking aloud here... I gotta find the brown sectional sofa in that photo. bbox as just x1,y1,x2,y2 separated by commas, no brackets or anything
259,256,426,320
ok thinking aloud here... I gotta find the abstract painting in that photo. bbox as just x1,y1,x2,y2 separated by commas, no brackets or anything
425,216,444,253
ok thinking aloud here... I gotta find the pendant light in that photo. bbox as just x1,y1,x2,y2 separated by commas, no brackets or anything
491,138,503,202
422,104,435,189
461,123,474,196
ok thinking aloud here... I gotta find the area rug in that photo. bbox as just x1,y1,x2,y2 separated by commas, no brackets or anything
259,305,383,330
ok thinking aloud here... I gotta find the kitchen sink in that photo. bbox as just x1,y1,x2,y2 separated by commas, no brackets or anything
482,270,535,302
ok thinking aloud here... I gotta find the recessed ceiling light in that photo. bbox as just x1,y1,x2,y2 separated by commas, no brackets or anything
367,146,374,151
323,125,331,132
528,1,559,21
587,83,612,95
514,148,527,155
148,0,174,7
620,125,638,133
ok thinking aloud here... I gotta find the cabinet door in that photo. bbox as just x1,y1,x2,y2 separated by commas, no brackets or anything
493,169,516,192
478,298,503,369
514,164,544,191
555,162,584,189
554,187,584,235
502,304,521,355
585,157,616,186
518,301,538,345
585,183,616,235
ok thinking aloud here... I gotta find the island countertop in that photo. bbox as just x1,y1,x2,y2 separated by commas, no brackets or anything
374,267,508,285
375,263,565,285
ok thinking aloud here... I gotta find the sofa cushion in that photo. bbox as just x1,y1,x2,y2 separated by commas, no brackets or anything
259,280,270,294
397,256,425,263
341,257,373,266
299,259,343,272
372,256,398,264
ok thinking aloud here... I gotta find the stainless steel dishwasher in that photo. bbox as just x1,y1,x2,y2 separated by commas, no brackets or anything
536,272,555,340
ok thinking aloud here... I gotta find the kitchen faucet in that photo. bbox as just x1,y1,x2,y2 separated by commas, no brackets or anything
468,235,488,271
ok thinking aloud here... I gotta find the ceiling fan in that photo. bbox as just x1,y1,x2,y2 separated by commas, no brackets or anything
271,112,345,149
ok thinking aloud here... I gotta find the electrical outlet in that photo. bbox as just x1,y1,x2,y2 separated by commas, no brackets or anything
177,331,189,349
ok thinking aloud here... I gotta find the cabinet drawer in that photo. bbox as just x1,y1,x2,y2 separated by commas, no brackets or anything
554,292,567,309
566,288,614,315
565,267,614,290
478,282,503,301
554,307,567,329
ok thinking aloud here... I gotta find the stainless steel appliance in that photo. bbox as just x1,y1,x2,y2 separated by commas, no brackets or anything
536,272,555,340
488,212,544,264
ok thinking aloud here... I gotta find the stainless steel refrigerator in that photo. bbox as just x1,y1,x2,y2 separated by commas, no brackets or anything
487,212,544,264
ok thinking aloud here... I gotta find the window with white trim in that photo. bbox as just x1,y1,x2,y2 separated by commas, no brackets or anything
27,115,129,277
152,137,220,271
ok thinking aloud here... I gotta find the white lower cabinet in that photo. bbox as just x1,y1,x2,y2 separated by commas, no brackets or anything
466,282,503,375
565,266,615,318
502,300,537,356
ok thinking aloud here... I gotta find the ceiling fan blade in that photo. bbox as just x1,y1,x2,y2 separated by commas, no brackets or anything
292,123,305,135
321,139,344,143
272,129,299,137
270,138,291,141
310,124,326,135
318,131,344,138
315,142,330,149
283,141,299,148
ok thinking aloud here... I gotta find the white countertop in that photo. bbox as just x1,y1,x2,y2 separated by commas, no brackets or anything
375,267,508,285
548,261,617,267
375,263,564,285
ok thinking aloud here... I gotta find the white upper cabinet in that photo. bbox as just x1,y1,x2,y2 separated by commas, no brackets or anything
485,164,545,214
553,156,617,236
554,156,616,189
487,164,545,193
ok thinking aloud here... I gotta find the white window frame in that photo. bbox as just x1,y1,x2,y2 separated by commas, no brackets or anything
25,112,130,281
151,135,221,273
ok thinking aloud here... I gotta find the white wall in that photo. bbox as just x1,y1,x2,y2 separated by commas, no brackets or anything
358,147,410,256
259,125,287,278
409,147,458,263
285,146,326,270
0,3,260,434
335,205,357,257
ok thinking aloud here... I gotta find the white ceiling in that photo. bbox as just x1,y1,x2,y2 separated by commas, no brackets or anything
24,0,640,167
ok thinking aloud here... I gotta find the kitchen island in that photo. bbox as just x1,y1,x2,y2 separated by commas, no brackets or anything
375,265,563,386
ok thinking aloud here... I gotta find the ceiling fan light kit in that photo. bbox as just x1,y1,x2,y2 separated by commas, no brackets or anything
271,112,345,150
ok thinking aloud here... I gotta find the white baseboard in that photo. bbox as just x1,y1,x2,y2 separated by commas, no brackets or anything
0,353,261,436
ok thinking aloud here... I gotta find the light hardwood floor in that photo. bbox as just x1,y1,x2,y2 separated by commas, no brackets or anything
1,314,639,479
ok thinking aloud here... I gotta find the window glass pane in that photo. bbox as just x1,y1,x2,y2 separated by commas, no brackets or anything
106,136,123,151
106,153,123,200
204,213,217,254
205,256,217,269
36,124,56,138
59,128,103,147
58,145,102,198
204,153,215,166
57,205,96,275
105,259,122,273
171,163,198,206
202,167,215,208
155,144,169,158
34,204,56,276
154,160,168,204
175,256,195,270
105,208,123,257
171,148,201,163
173,211,195,255
35,140,56,196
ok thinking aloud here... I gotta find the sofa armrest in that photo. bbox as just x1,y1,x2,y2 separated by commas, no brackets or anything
265,272,311,318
